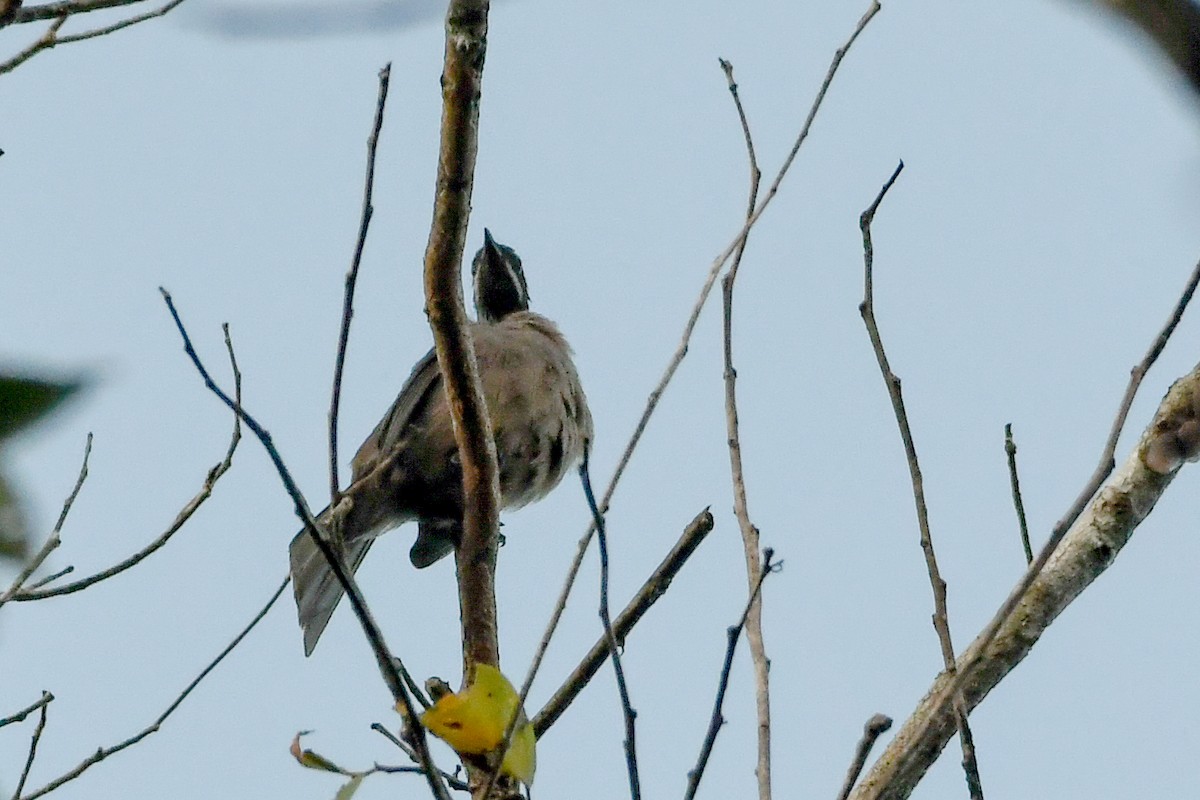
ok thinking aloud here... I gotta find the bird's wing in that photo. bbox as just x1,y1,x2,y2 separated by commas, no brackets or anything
351,345,444,478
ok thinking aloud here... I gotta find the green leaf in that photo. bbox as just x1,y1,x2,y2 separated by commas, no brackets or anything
334,775,364,800
0,374,84,441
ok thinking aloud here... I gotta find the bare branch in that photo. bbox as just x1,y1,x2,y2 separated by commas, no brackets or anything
15,325,242,602
859,160,984,798
371,723,471,792
330,63,391,504
533,508,714,737
12,693,49,800
0,433,91,606
13,0,148,22
524,0,883,716
850,257,1200,798
0,15,64,74
1,0,186,75
419,0,498,687
683,549,776,800
583,449,641,799
0,692,53,731
716,55,773,800
18,577,288,800
158,291,450,800
1004,424,1033,564
835,714,893,800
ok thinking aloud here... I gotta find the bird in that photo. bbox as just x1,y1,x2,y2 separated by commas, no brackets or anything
289,230,592,655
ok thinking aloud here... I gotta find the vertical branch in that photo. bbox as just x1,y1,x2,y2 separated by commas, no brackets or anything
858,161,985,799
716,56,772,800
330,64,391,503
420,0,499,679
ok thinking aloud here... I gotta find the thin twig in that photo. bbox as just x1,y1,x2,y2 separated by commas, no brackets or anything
21,566,73,592
934,255,1200,722
0,14,62,74
859,160,984,799
18,577,289,800
683,549,776,800
523,0,883,725
12,694,49,800
532,508,714,736
584,448,641,799
1004,424,1033,564
717,55,773,800
16,326,242,602
0,434,91,606
330,63,391,503
835,714,893,800
0,692,53,731
370,723,471,791
849,361,1200,800
158,291,450,800
1,0,185,75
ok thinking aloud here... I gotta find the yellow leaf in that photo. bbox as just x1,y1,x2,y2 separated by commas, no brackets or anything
420,664,536,785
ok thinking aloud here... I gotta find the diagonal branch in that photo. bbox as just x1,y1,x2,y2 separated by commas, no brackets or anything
532,508,715,737
1,0,186,75
18,578,289,800
159,293,451,800
850,257,1200,800
523,0,883,721
683,550,776,800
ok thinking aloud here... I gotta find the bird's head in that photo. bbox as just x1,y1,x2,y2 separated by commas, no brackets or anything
473,229,530,323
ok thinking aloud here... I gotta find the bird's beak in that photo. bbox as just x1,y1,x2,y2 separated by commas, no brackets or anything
484,228,496,251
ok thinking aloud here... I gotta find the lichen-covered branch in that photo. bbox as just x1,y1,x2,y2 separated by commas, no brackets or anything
848,362,1200,800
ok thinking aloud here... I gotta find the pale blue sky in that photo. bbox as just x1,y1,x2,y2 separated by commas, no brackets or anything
3,1,1200,798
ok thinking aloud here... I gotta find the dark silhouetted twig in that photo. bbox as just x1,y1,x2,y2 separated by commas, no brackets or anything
330,63,391,504
684,549,777,800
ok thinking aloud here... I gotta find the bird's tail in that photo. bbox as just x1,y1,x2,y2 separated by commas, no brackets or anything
289,516,375,657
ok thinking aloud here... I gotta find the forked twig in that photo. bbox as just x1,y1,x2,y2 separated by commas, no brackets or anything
15,325,242,602
521,0,883,734
159,291,450,800
859,160,984,798
0,693,53,731
12,696,49,800
0,434,92,606
0,0,186,75
938,255,1200,714
849,268,1200,800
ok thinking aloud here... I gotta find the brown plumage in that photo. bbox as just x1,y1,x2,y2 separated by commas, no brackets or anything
289,231,592,655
